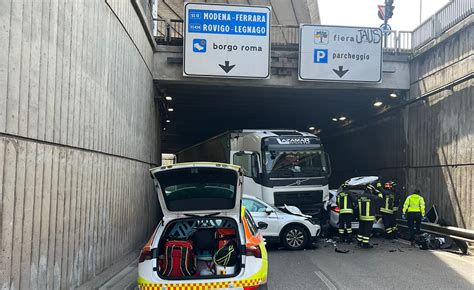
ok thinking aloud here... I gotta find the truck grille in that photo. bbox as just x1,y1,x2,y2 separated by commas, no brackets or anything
274,191,323,217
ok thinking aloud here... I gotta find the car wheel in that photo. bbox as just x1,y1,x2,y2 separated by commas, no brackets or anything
281,225,308,250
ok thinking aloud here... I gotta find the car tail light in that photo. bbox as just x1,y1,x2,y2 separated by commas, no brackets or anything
139,247,153,263
244,285,264,290
246,245,262,258
332,206,340,213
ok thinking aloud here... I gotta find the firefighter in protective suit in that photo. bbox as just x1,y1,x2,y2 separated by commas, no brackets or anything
357,185,382,248
384,181,400,237
336,186,357,243
379,183,396,239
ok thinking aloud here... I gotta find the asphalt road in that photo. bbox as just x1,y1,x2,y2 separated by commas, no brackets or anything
93,238,474,289
267,238,474,289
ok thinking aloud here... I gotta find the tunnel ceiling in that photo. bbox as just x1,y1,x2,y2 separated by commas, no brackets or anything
158,82,400,153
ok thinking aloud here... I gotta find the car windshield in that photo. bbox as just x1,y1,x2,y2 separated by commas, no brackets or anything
154,167,237,211
264,149,328,178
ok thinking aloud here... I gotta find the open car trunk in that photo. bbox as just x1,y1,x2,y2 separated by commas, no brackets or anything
156,217,243,280
150,164,242,221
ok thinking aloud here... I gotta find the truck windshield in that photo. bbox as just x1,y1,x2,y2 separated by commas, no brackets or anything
264,149,328,178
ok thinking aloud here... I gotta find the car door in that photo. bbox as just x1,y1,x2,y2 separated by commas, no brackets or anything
242,198,280,237
232,151,264,200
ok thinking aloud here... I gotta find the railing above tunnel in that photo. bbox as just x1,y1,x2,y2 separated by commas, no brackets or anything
152,0,473,54
152,19,412,53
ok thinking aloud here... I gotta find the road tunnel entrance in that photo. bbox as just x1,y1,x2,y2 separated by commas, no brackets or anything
157,82,402,153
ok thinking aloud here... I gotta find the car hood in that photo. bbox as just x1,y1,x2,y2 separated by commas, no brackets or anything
150,163,243,220
280,204,312,218
344,176,379,186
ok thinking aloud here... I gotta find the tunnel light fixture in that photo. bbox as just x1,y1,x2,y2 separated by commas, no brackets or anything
332,118,338,122
308,126,315,131
339,116,347,121
166,119,171,123
373,101,383,107
165,96,173,101
167,108,174,112
389,92,398,98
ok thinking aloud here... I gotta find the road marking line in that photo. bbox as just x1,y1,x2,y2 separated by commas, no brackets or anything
315,271,337,290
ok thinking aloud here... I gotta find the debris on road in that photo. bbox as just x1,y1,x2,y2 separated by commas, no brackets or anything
324,238,337,247
417,233,455,250
335,248,351,253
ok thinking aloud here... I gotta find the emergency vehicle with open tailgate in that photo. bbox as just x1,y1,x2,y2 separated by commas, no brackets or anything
138,162,268,290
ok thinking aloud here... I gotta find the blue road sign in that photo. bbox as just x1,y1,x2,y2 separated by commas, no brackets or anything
314,49,328,63
184,3,271,78
187,9,268,36
193,39,207,53
380,23,392,35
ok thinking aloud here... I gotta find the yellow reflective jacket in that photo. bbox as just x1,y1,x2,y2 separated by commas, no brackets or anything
337,191,355,214
402,193,425,216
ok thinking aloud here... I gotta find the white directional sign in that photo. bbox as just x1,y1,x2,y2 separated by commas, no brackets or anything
184,3,271,79
298,25,383,83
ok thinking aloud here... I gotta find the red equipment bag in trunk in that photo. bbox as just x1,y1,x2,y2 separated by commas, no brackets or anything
215,228,237,249
160,240,196,277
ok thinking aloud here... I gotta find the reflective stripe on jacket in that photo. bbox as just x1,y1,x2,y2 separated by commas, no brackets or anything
380,192,395,214
358,195,376,221
402,194,425,216
337,191,354,214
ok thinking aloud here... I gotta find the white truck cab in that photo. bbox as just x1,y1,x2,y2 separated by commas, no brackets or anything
177,130,331,218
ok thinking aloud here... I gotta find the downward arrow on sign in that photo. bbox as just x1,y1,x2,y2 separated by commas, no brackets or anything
219,61,236,73
333,66,349,78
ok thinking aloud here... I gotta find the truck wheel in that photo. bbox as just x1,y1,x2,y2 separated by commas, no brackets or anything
281,225,308,250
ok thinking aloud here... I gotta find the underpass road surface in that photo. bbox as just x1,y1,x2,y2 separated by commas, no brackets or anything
92,238,474,289
267,238,474,289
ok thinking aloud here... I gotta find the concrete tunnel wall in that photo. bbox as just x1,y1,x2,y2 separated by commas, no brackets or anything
0,0,160,289
326,20,473,229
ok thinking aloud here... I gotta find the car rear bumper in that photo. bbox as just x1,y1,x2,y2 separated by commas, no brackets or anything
138,255,268,290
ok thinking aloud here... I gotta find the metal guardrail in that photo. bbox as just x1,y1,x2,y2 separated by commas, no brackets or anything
397,219,474,254
412,0,473,49
154,0,472,51
154,19,184,45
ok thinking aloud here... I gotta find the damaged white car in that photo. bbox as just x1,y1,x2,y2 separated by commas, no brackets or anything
242,195,321,250
324,176,385,233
